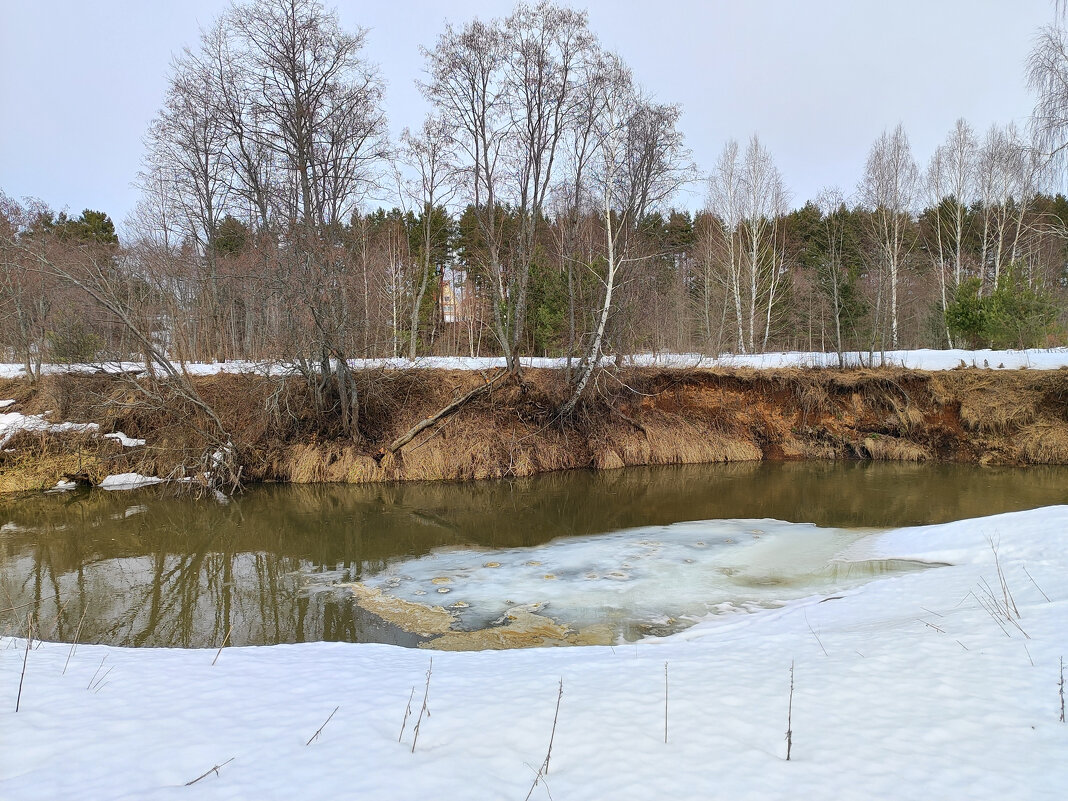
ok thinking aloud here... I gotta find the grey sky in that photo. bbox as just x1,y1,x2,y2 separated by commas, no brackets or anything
0,0,1056,229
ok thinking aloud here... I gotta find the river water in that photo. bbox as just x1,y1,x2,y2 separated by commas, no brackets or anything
2,462,1066,648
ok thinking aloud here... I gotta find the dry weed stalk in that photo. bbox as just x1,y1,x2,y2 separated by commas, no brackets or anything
804,611,828,656
1060,657,1065,723
410,658,433,754
525,677,563,801
184,756,235,786
785,661,795,761
15,614,33,712
211,623,234,666
63,605,89,675
398,686,415,743
1023,565,1051,603
86,654,107,691
664,662,669,744
989,538,1019,619
305,705,340,746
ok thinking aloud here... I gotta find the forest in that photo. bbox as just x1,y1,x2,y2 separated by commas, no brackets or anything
4,0,1068,425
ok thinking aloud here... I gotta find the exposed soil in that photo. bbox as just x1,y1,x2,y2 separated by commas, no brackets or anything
2,365,1068,493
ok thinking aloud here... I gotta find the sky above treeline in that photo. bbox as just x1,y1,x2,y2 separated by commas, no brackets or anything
0,0,1058,231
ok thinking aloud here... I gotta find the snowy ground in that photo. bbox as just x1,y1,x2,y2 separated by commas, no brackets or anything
2,346,1068,379
2,506,1066,800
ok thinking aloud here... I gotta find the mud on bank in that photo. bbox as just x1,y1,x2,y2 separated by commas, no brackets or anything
2,365,1068,492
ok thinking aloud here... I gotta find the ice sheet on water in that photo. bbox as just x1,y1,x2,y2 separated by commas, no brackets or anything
357,518,909,637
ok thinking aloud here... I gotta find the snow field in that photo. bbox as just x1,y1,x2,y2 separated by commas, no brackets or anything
2,506,1067,799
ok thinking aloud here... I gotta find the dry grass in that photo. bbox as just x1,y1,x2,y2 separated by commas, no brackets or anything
3,365,1068,494
861,435,930,462
1016,424,1068,464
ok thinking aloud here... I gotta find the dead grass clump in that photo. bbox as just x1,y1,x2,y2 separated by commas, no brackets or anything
890,402,926,433
0,432,117,492
642,416,761,464
794,377,833,421
958,392,1037,433
1016,424,1068,464
592,448,625,470
861,435,930,462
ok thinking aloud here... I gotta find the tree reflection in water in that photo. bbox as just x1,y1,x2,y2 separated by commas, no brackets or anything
2,462,1067,647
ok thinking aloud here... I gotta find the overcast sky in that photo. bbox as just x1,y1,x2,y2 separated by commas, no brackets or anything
0,0,1057,230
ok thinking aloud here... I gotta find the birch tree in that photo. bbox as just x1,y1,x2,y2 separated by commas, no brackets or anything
560,57,691,414
924,118,977,344
704,137,788,353
860,124,918,349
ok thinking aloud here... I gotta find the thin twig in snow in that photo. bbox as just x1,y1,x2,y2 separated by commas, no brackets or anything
87,654,107,691
63,605,89,675
804,611,827,656
664,662,669,744
785,661,795,761
410,658,433,754
1059,657,1065,723
89,666,113,693
525,677,564,801
305,706,340,746
919,619,945,633
212,623,233,666
15,615,33,712
1023,565,1051,603
398,686,415,743
184,757,235,786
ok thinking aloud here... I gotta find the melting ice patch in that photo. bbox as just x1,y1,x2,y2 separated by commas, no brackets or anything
356,518,926,640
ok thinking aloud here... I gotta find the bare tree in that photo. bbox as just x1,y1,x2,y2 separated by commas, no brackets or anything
422,2,595,374
143,0,390,436
859,123,918,349
560,56,691,414
925,118,978,344
703,136,788,353
1029,24,1068,175
400,116,457,359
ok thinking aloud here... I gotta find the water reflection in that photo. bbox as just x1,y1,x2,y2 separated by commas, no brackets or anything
2,462,1066,648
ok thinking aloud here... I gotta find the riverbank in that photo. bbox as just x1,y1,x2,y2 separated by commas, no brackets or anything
2,355,1068,493
3,504,1066,799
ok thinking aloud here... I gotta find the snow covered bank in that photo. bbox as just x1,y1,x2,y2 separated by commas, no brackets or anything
2,506,1066,800
2,347,1068,379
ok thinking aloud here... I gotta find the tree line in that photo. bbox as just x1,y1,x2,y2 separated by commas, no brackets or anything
5,0,1068,402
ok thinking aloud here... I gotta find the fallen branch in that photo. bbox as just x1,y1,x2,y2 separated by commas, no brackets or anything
375,370,506,463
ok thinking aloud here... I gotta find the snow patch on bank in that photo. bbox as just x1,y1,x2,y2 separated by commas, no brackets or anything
2,505,1067,799
97,473,164,490
0,410,99,447
2,347,1068,379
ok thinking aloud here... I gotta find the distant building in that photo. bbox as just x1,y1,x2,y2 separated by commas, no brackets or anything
440,269,474,323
